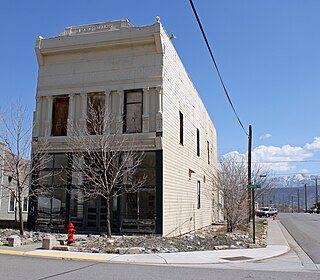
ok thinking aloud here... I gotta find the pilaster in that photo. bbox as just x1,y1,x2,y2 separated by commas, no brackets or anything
142,88,150,133
155,87,163,132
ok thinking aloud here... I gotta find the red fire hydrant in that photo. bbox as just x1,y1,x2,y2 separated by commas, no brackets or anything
67,222,76,245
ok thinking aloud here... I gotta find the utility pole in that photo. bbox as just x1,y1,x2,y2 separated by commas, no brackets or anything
247,125,256,243
316,178,318,207
291,195,294,213
305,184,307,212
247,124,252,220
297,188,300,213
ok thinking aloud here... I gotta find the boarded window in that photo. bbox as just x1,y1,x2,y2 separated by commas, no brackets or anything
52,97,69,136
196,128,200,156
124,90,142,133
179,111,184,145
87,93,105,135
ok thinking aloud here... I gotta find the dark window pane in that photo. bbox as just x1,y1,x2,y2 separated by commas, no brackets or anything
124,90,142,133
52,97,69,136
125,103,142,133
87,93,105,135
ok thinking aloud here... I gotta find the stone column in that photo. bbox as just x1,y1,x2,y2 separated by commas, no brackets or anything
33,96,42,137
79,93,87,134
155,87,163,132
44,96,53,137
116,90,124,134
105,91,111,134
142,88,150,133
67,93,75,135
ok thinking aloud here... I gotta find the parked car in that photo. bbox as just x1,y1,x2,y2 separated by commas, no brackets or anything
256,207,278,217
307,207,320,214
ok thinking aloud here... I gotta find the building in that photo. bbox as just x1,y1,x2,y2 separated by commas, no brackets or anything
29,18,218,236
0,142,28,226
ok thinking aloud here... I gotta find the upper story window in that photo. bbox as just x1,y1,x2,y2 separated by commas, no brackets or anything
196,128,200,157
124,90,143,133
179,111,184,145
87,93,105,135
52,96,69,136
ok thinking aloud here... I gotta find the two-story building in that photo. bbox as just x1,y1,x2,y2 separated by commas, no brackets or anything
29,18,218,236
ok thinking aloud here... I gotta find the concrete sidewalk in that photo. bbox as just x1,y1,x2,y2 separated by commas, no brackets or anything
0,219,290,265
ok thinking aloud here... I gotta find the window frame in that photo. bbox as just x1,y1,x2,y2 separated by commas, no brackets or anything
196,128,200,157
197,180,201,209
51,96,69,136
179,111,184,145
123,90,143,134
8,191,15,213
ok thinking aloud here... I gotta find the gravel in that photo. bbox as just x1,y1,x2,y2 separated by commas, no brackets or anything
0,223,267,254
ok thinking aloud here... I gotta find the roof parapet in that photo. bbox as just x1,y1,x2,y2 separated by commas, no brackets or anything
59,19,134,37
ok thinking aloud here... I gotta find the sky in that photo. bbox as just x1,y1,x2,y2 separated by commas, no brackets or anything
1,0,320,177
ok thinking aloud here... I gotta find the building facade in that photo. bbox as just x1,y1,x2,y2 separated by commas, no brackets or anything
30,19,218,236
0,142,28,226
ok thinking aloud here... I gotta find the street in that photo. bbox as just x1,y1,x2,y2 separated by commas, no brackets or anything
0,254,319,280
278,213,320,264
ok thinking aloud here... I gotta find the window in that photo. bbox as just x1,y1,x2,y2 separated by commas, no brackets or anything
8,191,15,212
196,128,200,156
124,90,143,133
23,197,28,212
52,96,69,136
38,154,68,186
197,181,201,209
87,93,105,135
179,111,184,145
207,141,210,164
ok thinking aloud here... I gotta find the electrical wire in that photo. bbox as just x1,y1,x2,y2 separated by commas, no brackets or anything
188,0,248,136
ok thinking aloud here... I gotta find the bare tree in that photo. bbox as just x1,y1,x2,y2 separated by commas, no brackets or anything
211,155,272,232
68,98,145,237
0,101,50,235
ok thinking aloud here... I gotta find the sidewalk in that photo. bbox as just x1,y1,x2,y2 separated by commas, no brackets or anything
0,219,290,265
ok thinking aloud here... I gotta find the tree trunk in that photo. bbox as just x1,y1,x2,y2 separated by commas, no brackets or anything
106,198,111,238
18,191,24,235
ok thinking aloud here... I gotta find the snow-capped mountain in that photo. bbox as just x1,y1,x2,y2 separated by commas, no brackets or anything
270,174,318,188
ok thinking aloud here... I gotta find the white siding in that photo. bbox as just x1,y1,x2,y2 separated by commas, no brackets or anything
161,26,218,236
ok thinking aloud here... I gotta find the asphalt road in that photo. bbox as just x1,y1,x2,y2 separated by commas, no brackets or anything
278,213,320,264
0,254,319,280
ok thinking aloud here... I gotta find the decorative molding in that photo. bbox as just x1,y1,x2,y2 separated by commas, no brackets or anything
59,20,134,36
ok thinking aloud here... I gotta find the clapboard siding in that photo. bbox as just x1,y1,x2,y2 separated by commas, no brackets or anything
161,26,217,236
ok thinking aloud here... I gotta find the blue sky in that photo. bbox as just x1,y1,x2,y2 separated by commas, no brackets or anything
1,0,320,176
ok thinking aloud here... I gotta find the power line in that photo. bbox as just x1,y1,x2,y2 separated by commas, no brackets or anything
188,0,248,136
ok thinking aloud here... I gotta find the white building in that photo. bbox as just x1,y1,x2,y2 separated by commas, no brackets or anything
0,142,28,226
30,19,218,236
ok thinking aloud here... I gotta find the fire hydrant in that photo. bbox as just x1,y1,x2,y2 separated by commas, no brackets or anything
67,222,76,245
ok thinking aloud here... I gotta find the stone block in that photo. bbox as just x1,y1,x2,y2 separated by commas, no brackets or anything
7,235,21,247
42,235,57,250
116,247,145,254
52,245,70,251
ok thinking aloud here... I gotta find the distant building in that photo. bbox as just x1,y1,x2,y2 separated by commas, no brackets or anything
0,142,28,226
30,19,218,236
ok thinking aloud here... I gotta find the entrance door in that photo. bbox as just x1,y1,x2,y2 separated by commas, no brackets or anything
83,197,112,233
121,188,155,233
